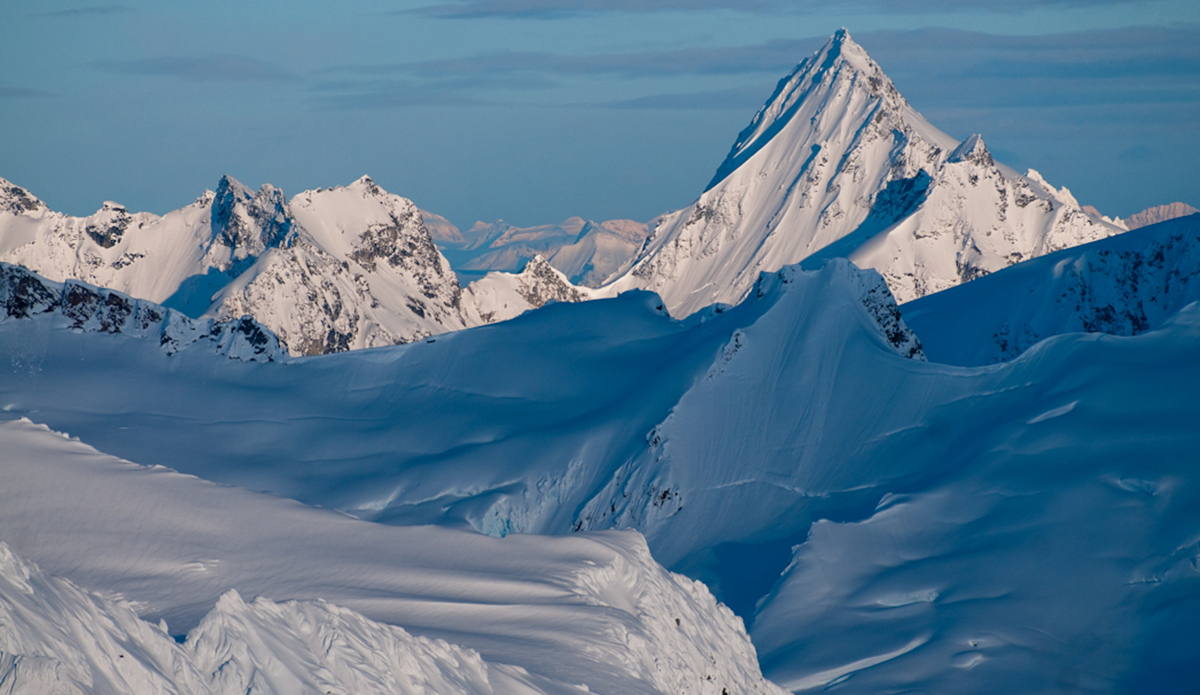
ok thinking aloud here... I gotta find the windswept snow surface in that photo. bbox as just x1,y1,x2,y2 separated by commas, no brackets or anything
0,419,782,695
902,213,1200,365
4,247,1200,690
603,29,1123,315
0,541,523,695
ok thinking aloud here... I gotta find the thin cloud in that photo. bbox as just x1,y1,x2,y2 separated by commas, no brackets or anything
596,85,770,110
95,54,298,82
325,38,820,81
403,0,1146,20
310,81,483,109
0,87,55,99
858,25,1200,109
310,72,558,109
317,23,1200,123
400,0,778,20
35,4,133,17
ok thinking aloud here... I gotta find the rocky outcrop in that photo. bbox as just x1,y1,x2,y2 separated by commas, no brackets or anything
0,262,285,362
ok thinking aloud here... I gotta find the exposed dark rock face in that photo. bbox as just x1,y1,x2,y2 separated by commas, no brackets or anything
0,181,45,214
84,203,133,249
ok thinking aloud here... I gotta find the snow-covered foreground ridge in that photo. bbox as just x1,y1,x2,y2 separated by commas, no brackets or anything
0,418,782,695
0,174,584,356
4,217,1200,691
602,29,1125,315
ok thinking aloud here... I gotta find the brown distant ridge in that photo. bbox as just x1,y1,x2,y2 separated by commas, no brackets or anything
1125,202,1199,230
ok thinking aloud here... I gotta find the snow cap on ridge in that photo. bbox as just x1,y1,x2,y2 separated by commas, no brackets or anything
948,133,993,167
0,177,47,214
706,27,899,191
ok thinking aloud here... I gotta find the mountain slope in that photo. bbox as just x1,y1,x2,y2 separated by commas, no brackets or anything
604,29,1123,315
3,252,1198,691
902,213,1200,365
0,418,783,695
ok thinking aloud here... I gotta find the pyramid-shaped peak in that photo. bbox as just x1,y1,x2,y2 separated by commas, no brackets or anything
705,28,904,191
350,174,386,196
821,28,872,67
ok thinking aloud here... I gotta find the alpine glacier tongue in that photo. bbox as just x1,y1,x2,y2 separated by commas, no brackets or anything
605,29,1124,315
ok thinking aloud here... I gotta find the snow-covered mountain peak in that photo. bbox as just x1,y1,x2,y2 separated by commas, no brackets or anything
604,30,1123,314
209,173,293,258
460,252,597,325
0,177,47,215
0,175,481,355
947,133,993,167
706,28,919,192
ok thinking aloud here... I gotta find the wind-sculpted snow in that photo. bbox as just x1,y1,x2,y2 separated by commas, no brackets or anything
902,213,1200,365
0,542,212,695
0,419,784,695
603,29,1123,315
749,307,1200,692
0,263,284,362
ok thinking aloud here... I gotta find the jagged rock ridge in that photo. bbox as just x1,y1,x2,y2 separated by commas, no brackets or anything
1,262,286,362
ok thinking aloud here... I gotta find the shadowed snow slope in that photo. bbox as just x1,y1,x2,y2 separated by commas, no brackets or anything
603,29,1123,314
2,251,1199,691
0,419,782,695
902,213,1200,365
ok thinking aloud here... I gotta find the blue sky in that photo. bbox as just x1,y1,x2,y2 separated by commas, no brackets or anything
1,1,1197,228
